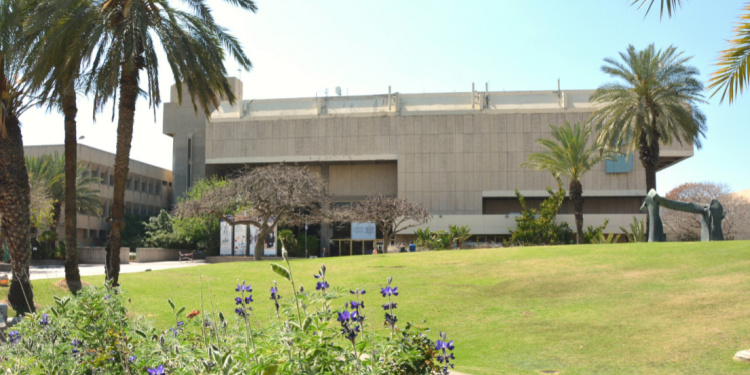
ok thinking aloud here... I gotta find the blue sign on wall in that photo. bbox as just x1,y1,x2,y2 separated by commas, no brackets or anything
606,154,633,174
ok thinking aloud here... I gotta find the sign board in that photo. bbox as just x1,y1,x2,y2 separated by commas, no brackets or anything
234,224,248,256
264,217,277,256
246,217,277,257
219,217,233,256
351,222,376,240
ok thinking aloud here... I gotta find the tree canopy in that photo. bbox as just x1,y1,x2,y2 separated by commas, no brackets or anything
349,194,431,250
176,165,332,260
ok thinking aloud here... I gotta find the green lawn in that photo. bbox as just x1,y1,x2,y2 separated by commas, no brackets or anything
4,241,750,374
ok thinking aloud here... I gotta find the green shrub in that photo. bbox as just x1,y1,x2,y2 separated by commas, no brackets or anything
0,256,456,374
507,181,574,246
620,216,646,243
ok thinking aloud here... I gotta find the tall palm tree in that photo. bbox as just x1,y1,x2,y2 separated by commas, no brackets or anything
587,44,706,194
632,0,750,104
522,122,615,244
34,0,255,285
91,0,254,285
23,0,122,292
0,0,38,313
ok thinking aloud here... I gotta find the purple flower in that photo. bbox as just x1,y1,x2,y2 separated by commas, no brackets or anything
313,274,321,279
270,287,280,300
436,340,455,351
316,281,330,291
337,310,351,322
235,297,243,305
435,332,456,371
147,365,166,375
8,330,19,344
176,321,184,327
40,314,50,326
128,355,137,363
244,296,253,304
236,281,252,292
349,300,360,309
380,286,398,297
71,339,82,346
381,302,397,310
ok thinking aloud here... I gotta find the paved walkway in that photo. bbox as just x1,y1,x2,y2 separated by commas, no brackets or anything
29,260,209,280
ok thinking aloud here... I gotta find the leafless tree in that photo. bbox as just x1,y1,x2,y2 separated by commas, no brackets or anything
350,194,431,250
662,182,750,241
176,164,332,260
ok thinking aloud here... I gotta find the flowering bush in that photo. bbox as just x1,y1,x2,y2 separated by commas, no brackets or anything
0,251,455,374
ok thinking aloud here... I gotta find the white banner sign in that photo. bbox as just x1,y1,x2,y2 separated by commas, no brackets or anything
234,224,248,256
220,218,233,256
351,222,376,240
264,218,277,256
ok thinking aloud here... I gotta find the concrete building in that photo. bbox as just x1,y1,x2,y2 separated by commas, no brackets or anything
24,145,173,246
163,78,692,253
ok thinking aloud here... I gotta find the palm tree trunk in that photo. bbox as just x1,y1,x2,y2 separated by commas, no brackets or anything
569,179,584,244
0,115,35,313
63,82,82,293
638,131,660,193
105,67,138,286
639,130,660,240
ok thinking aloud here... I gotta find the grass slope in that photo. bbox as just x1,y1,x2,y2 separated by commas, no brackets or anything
4,241,750,374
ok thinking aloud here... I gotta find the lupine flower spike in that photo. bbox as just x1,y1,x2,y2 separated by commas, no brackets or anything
235,281,253,317
381,276,399,333
147,365,166,375
435,331,456,374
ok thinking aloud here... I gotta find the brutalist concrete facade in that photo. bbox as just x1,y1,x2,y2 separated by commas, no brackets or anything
163,78,692,248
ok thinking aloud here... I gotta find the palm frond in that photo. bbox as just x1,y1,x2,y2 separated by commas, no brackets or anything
707,5,750,104
631,0,683,19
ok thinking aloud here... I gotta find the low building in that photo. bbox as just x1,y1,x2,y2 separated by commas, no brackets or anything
23,144,173,246
163,78,692,253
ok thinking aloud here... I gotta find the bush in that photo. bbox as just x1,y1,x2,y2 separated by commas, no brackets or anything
0,255,457,374
507,181,574,246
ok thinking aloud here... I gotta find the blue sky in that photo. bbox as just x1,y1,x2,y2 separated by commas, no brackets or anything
20,0,750,194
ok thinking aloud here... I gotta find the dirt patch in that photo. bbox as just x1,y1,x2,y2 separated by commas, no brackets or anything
53,279,92,291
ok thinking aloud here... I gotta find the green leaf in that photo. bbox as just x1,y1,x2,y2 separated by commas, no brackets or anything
261,365,278,375
168,299,175,311
135,329,147,338
302,315,313,332
271,263,291,281
176,307,185,316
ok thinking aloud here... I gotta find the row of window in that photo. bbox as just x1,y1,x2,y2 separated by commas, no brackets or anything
85,165,170,195
98,201,164,218
82,229,107,239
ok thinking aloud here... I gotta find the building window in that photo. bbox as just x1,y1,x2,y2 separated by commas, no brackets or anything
142,181,147,192
99,230,106,239
109,174,114,186
90,229,97,238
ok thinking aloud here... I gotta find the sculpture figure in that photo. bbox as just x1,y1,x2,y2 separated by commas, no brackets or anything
640,189,725,242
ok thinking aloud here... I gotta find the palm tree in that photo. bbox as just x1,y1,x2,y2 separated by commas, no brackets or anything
632,0,750,104
522,122,615,244
449,224,471,249
0,0,38,313
587,44,706,195
26,153,103,227
39,0,255,285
